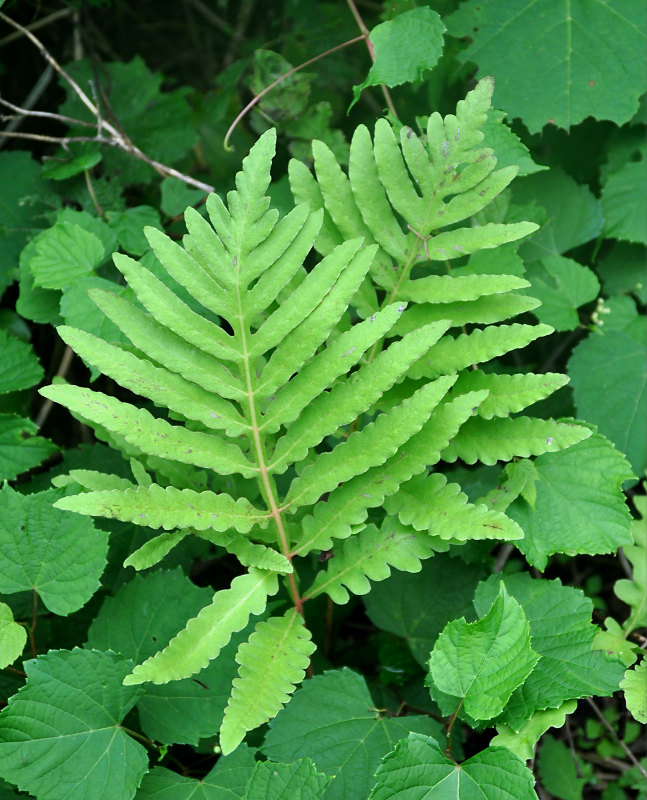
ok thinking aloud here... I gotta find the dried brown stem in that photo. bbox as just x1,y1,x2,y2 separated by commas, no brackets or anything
223,34,364,150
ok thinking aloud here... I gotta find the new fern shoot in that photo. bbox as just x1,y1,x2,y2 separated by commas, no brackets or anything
40,78,591,756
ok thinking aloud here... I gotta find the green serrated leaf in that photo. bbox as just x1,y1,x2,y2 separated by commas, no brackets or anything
87,568,258,746
0,602,26,669
474,574,625,729
510,433,634,570
446,0,647,132
352,8,445,108
220,609,316,755
442,415,591,466
368,733,537,800
385,472,523,542
0,649,147,800
620,660,647,724
0,485,108,616
428,584,539,720
304,522,437,604
262,668,443,800
491,700,577,761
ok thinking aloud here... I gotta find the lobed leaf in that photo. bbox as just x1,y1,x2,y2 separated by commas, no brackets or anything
54,483,268,534
124,568,279,685
220,609,316,755
40,385,256,478
304,522,437,604
385,472,523,541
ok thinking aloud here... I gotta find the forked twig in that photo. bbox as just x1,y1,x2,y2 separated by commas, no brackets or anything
0,10,214,194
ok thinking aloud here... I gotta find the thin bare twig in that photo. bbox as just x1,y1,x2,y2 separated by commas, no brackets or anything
223,34,364,149
0,10,214,193
0,64,53,149
0,7,72,47
0,96,96,129
36,346,75,431
345,0,398,117
585,697,647,780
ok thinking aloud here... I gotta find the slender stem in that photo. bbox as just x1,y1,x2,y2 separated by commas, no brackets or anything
0,7,72,48
223,34,364,150
84,169,106,218
0,96,97,128
445,698,463,760
585,697,647,779
28,591,38,658
36,345,75,431
344,0,398,117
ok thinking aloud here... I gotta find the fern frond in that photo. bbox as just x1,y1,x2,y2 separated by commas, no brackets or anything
57,326,249,438
269,320,450,474
303,522,436,604
40,385,256,478
196,530,292,573
290,386,486,556
90,289,244,400
124,568,279,685
407,323,553,380
392,294,541,333
397,273,528,304
219,609,315,755
384,472,523,541
285,379,456,509
64,469,135,492
442,417,592,465
124,531,190,570
452,371,570,419
260,301,408,432
54,484,269,533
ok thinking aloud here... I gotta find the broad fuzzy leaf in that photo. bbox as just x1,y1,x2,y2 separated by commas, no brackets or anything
262,668,443,800
475,574,625,729
0,649,147,800
124,568,279,685
446,0,647,131
620,660,647,724
0,602,26,669
220,609,316,754
491,700,578,762
427,584,539,720
0,330,43,394
364,556,487,667
0,485,108,616
0,414,58,482
352,7,445,107
569,323,647,477
369,733,537,800
614,494,647,633
304,522,437,604
137,747,256,799
510,433,633,570
244,760,329,800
